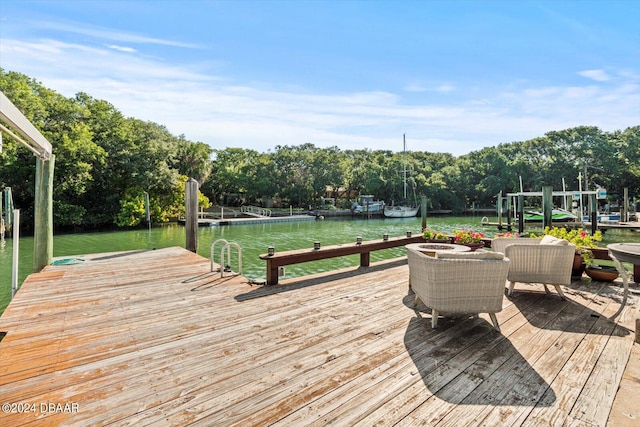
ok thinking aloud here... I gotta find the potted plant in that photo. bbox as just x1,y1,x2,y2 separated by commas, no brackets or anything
584,262,619,282
453,228,486,251
539,227,602,277
422,228,451,243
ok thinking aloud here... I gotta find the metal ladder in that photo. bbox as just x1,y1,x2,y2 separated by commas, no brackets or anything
210,239,242,278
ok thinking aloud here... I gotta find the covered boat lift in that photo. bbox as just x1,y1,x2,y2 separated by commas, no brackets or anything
493,186,605,234
0,90,55,296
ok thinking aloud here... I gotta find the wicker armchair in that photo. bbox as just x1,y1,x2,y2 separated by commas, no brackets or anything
406,248,510,331
491,237,575,299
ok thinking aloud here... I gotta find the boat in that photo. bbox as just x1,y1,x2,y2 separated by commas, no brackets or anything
582,213,621,223
523,208,579,222
384,134,419,218
352,195,385,214
384,204,419,218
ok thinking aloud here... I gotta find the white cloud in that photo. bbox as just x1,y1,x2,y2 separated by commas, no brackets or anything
107,45,137,53
35,21,202,49
578,69,611,82
1,37,638,156
403,83,455,93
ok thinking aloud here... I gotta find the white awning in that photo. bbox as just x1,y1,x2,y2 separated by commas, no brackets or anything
0,90,52,160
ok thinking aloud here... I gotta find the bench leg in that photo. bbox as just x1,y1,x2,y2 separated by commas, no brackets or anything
360,252,370,267
266,261,279,286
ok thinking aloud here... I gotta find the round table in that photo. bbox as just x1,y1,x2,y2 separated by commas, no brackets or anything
405,243,471,257
607,243,640,320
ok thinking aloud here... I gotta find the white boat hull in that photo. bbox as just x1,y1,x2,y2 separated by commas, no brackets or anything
384,206,419,218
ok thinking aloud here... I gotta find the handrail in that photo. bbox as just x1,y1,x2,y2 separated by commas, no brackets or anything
241,205,272,217
220,242,242,278
211,239,243,277
11,209,19,299
210,239,229,272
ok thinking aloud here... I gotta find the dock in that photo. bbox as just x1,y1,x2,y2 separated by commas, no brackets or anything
180,213,317,226
1,247,638,425
585,221,640,232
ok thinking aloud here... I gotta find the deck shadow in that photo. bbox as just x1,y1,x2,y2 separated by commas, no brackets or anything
90,249,153,261
234,258,408,301
403,316,556,407
508,289,630,337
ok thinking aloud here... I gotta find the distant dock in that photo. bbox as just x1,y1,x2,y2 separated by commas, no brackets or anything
179,213,317,226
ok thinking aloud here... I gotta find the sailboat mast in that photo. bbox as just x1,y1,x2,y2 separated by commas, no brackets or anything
403,134,407,199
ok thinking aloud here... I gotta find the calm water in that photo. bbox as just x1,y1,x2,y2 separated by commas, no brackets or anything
2,216,639,314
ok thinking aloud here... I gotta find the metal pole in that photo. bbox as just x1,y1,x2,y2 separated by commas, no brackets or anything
11,209,19,299
578,172,583,219
403,134,407,199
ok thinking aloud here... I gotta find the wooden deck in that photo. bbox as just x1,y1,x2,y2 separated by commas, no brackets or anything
0,246,638,426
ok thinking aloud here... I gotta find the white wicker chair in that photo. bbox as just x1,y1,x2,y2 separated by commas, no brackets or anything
491,237,576,299
406,248,510,331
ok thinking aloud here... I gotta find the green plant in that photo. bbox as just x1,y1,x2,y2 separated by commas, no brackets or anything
422,228,449,240
453,228,485,244
537,227,603,266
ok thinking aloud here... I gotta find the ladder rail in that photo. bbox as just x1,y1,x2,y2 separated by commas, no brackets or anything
220,242,242,278
210,239,229,272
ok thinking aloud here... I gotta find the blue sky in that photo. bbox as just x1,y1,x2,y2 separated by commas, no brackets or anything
1,0,638,155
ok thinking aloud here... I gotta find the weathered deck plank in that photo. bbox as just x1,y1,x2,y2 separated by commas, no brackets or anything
0,246,638,426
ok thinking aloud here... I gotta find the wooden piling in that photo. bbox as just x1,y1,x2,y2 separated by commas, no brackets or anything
542,185,553,228
185,178,199,253
33,154,54,272
421,195,427,230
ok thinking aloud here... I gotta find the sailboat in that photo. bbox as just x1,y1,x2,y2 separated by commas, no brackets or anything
384,134,419,218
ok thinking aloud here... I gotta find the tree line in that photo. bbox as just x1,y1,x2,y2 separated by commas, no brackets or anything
1,69,638,231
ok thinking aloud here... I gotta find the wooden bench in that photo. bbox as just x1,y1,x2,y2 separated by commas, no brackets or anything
259,235,427,285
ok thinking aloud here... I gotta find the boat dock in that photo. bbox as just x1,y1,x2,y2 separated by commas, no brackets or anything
181,213,317,226
1,247,638,425
585,221,640,232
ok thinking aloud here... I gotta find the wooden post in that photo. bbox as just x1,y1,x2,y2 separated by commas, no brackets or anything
623,187,629,222
506,195,513,231
497,191,503,228
542,186,553,229
517,194,524,234
185,178,199,253
590,194,597,235
33,155,54,272
144,191,151,230
421,196,427,230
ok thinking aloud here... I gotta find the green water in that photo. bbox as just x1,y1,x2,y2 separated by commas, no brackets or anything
2,216,639,315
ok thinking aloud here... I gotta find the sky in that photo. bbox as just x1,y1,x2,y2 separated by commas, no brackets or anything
1,0,639,156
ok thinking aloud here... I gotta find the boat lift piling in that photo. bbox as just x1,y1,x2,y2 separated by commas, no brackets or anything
490,187,607,234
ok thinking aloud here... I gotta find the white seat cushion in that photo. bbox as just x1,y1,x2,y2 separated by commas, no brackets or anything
540,235,569,245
